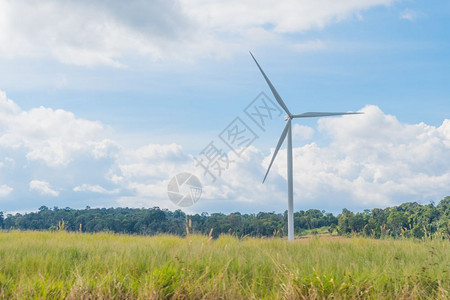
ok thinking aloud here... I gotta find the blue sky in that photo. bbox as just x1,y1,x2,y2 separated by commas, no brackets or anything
0,0,449,215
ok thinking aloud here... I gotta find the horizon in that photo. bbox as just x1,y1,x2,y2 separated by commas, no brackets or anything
1,0,449,216
2,195,448,218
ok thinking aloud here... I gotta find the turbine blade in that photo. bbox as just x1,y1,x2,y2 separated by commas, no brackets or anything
250,51,292,117
263,120,291,183
292,112,364,118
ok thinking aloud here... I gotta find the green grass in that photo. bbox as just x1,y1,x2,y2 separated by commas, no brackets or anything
0,231,448,299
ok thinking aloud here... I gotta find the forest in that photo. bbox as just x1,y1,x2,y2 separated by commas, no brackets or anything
1,196,449,239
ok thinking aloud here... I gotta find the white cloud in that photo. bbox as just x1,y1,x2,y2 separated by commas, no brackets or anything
400,9,424,22
102,106,450,213
0,91,118,166
0,0,396,66
73,184,119,195
1,90,448,213
189,105,449,212
0,184,13,197
293,124,315,140
117,143,190,180
0,0,194,67
296,105,450,207
114,145,285,212
183,0,394,33
112,143,195,209
291,40,326,53
29,180,59,197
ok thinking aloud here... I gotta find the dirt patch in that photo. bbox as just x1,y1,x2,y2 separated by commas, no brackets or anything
295,234,348,242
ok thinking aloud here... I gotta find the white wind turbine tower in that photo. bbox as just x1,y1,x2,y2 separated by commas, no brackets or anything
250,52,363,241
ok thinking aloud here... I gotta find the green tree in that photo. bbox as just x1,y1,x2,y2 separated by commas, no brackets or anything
337,209,353,234
387,210,408,236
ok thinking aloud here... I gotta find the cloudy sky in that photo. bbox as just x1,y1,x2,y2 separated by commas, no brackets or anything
0,0,449,215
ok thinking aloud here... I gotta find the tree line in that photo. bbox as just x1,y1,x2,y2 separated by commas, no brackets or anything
1,196,448,239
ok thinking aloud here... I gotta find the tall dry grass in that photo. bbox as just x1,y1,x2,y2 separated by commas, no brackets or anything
0,231,448,299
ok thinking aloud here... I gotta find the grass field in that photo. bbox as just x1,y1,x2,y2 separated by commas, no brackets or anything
0,231,448,299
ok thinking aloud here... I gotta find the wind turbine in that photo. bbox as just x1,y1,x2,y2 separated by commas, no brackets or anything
250,52,363,241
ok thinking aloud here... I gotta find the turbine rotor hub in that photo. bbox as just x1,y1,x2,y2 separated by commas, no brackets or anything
284,115,292,121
